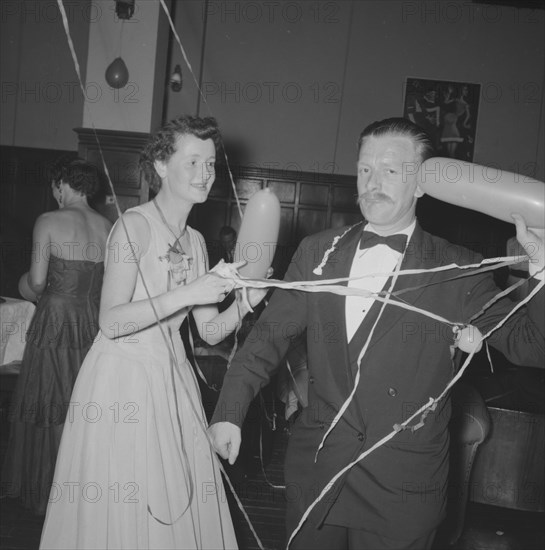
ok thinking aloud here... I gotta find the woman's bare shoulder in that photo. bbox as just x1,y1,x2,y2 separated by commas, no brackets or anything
33,209,59,232
89,208,113,229
108,209,151,254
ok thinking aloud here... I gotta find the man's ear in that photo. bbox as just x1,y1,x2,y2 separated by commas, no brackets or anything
414,184,425,199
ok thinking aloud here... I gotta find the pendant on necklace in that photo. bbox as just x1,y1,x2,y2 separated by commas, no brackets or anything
154,199,192,285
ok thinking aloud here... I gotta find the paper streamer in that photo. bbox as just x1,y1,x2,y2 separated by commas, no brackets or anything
55,3,543,548
285,277,544,548
56,2,261,546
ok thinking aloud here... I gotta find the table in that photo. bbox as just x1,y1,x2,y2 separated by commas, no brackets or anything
0,296,36,371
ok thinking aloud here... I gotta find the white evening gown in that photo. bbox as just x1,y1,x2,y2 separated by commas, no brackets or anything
40,203,238,549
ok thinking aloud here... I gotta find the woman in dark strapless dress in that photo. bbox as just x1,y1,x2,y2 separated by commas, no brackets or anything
1,158,111,515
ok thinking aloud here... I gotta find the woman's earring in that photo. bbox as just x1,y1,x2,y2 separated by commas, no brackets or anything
58,190,63,207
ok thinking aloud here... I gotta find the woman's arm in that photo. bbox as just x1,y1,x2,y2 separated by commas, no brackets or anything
192,286,269,346
28,213,53,296
99,212,234,339
192,297,245,346
191,227,271,345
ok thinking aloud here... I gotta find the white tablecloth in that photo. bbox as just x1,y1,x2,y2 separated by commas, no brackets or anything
0,296,36,368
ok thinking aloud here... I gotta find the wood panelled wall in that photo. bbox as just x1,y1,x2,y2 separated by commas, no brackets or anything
72,129,362,278
191,166,361,277
0,146,76,297
74,128,151,224
1,131,515,297
69,129,520,269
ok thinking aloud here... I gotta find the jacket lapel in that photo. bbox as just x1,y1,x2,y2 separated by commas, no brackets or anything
315,226,362,388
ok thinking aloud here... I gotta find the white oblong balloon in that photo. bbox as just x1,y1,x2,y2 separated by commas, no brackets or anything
417,157,545,228
18,272,38,302
234,188,281,278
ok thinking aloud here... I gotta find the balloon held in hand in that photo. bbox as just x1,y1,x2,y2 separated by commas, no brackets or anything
417,158,545,228
234,188,281,278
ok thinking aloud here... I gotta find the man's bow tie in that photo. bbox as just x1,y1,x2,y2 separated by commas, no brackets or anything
359,231,407,253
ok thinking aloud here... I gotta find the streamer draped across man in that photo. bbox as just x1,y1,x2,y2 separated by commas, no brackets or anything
208,117,545,550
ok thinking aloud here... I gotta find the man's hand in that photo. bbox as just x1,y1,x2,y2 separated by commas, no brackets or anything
207,422,241,465
512,213,544,275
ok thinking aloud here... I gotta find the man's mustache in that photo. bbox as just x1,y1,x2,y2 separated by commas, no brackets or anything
357,192,392,205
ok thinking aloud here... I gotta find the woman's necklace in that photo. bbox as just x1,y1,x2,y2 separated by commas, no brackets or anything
153,198,186,244
153,198,192,285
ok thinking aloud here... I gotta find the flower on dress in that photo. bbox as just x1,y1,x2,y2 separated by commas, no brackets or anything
159,241,192,285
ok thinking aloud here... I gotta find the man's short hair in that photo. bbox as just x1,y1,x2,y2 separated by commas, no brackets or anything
358,118,435,163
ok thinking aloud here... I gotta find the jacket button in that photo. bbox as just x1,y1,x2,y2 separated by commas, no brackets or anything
309,376,315,384
357,432,364,441
319,423,325,430
388,387,398,397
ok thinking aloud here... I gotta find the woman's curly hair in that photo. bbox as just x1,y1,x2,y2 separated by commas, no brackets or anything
139,115,222,193
49,157,102,198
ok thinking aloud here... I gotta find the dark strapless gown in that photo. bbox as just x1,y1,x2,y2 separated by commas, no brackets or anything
1,256,104,515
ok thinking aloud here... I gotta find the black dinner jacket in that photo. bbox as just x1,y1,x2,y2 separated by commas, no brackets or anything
212,221,544,538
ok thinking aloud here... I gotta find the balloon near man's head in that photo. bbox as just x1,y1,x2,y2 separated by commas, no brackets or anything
234,188,281,278
417,158,545,229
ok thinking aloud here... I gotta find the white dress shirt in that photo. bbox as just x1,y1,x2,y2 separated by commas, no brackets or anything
345,221,416,342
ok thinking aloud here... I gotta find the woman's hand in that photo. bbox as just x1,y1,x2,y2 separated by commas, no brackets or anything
185,273,236,305
237,267,274,311
249,266,274,306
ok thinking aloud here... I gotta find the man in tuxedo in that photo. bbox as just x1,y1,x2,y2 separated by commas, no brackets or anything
219,225,237,264
208,226,237,312
208,118,544,549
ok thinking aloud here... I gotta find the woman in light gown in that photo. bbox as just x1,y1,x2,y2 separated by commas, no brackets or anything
1,158,111,515
40,116,265,549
